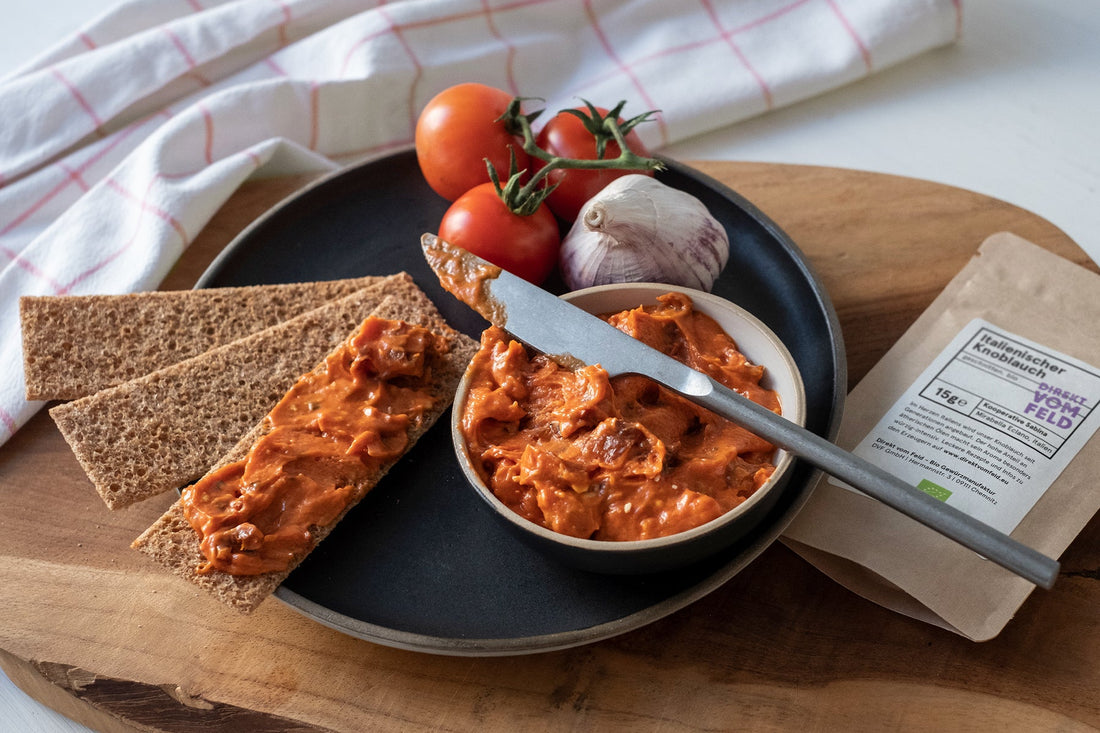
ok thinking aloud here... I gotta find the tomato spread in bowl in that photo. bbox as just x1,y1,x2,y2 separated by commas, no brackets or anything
451,284,805,573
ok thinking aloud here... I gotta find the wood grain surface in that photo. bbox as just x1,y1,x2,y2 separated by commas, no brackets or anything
1,162,1097,733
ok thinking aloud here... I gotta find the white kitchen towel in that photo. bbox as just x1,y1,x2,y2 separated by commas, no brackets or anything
0,0,961,446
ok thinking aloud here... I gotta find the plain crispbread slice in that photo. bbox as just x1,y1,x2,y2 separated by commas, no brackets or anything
21,276,383,401
131,292,479,613
50,274,415,509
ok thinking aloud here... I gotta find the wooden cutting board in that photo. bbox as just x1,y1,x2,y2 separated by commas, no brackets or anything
2,162,1098,732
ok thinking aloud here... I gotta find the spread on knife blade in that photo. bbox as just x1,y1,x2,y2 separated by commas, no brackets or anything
421,234,505,326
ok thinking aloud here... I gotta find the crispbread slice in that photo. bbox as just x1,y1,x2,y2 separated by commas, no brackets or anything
21,276,382,401
131,292,479,613
51,274,416,509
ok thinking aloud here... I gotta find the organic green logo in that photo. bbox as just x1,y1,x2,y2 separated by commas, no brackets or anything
918,479,952,501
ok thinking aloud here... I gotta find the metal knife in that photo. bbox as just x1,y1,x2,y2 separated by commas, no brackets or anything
421,233,1060,589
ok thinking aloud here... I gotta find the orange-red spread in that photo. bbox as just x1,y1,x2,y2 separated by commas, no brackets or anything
460,293,780,541
182,316,448,575
422,234,504,324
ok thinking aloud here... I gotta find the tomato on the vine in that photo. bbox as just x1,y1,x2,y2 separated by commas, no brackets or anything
438,183,560,285
415,83,529,202
534,106,654,222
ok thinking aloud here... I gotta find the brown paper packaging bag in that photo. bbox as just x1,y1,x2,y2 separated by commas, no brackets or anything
781,232,1100,641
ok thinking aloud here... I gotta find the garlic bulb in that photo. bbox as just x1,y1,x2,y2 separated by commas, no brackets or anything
558,174,730,292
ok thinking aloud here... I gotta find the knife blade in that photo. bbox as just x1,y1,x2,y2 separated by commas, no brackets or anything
421,233,1060,589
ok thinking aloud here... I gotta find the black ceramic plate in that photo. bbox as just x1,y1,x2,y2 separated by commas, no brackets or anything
197,149,846,655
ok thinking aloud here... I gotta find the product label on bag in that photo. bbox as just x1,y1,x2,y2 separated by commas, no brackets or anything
832,318,1100,533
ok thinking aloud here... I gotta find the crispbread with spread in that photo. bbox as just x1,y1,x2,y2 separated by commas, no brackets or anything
21,276,383,401
131,290,478,613
50,274,413,509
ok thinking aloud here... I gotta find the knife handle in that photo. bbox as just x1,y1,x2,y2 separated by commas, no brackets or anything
689,378,1060,589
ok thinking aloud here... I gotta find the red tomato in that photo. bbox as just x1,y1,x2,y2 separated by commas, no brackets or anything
438,183,560,285
534,107,654,222
415,83,529,202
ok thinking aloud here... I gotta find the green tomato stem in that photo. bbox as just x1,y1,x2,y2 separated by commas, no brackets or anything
489,98,665,217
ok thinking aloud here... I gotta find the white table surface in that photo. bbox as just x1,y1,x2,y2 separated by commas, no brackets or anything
2,1,1098,730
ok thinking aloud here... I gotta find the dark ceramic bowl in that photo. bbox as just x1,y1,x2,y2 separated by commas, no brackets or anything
451,283,806,575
